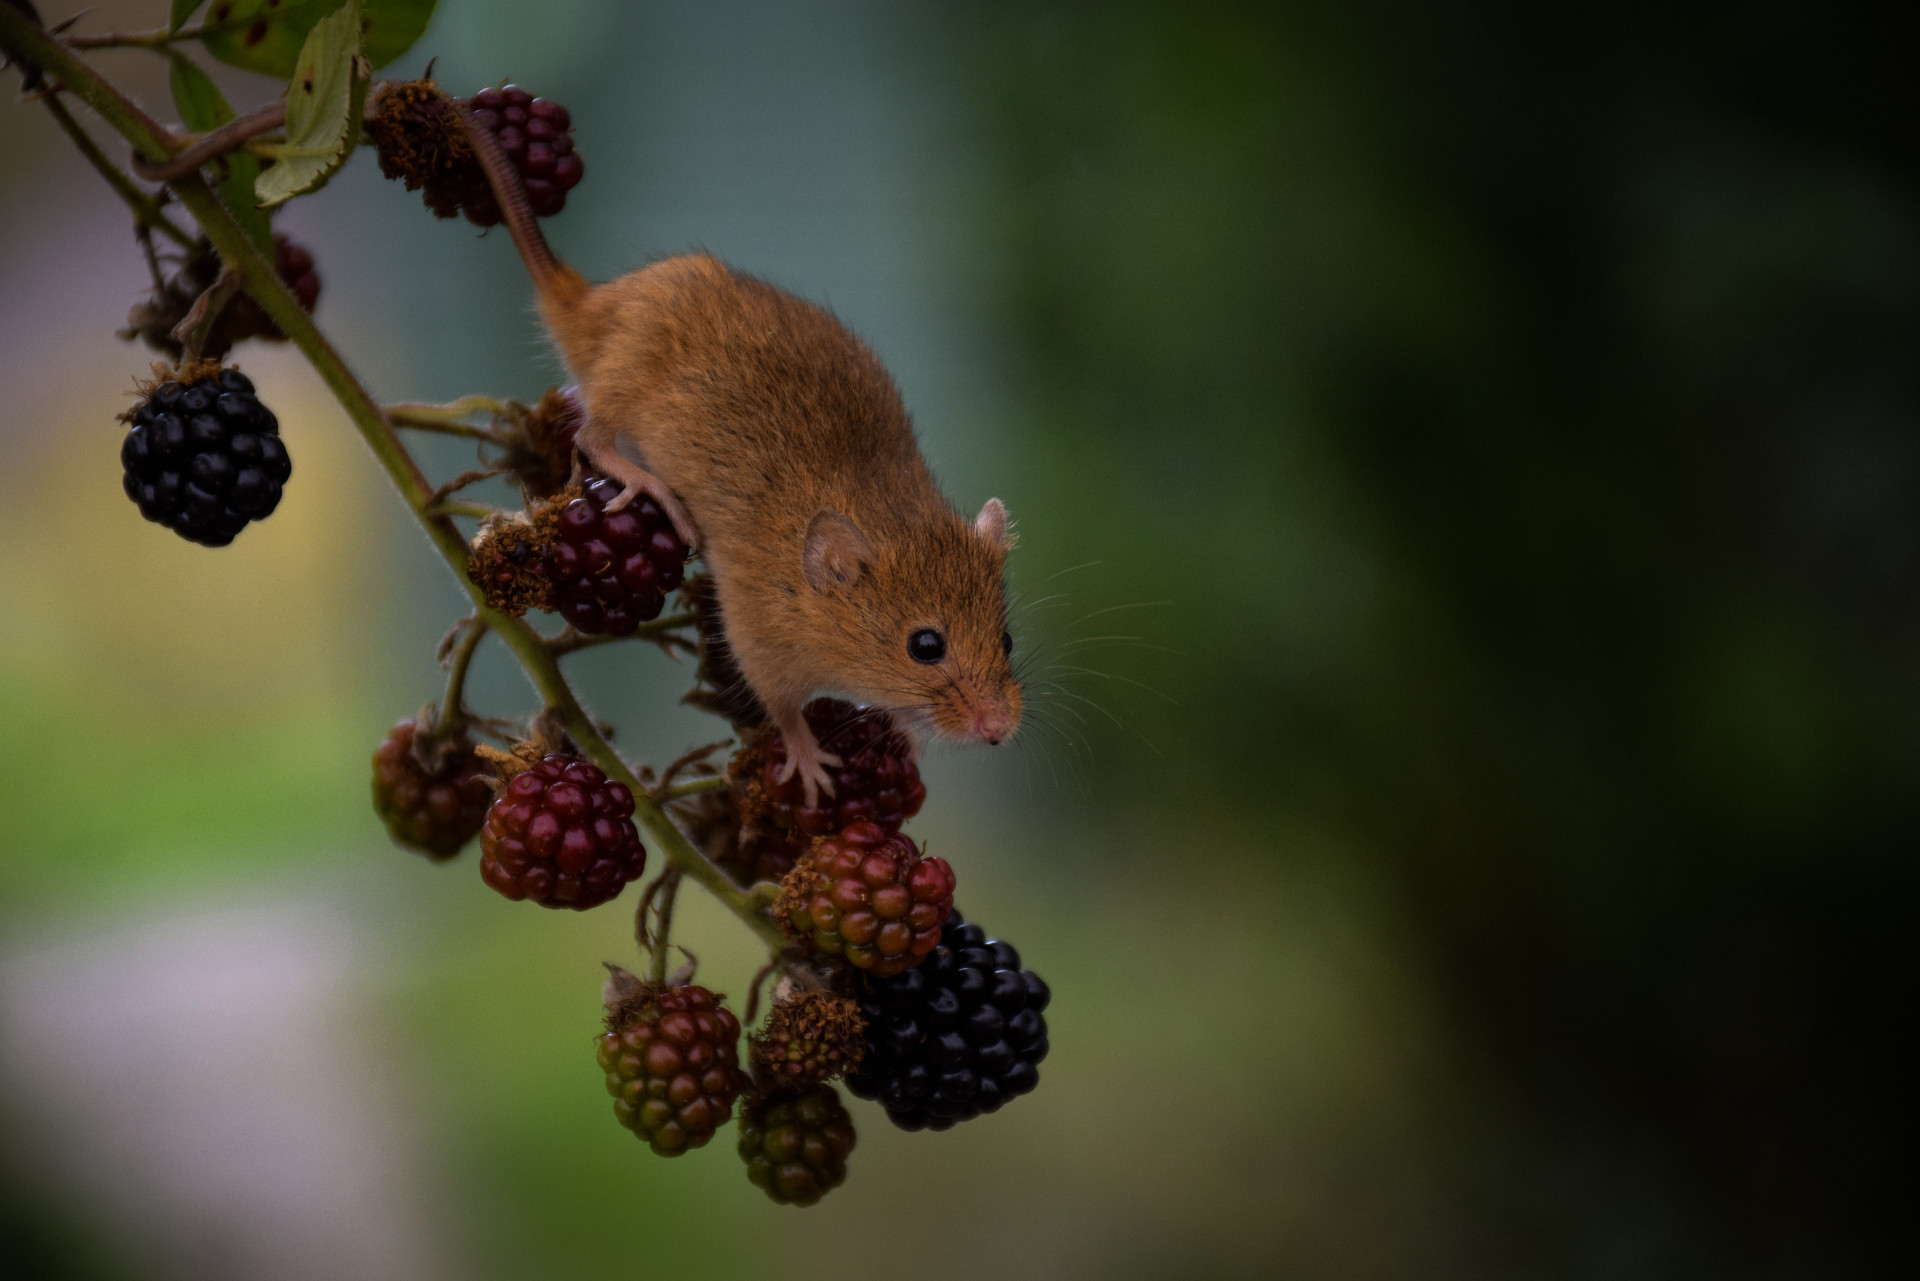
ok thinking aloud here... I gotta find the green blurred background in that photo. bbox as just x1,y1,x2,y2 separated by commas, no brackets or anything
3,1,1915,1277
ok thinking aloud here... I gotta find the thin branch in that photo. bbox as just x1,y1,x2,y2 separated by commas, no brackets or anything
39,91,195,248
659,773,730,801
647,871,684,985
546,612,698,657
171,263,241,362
434,620,489,738
427,465,512,507
132,100,285,181
425,499,503,520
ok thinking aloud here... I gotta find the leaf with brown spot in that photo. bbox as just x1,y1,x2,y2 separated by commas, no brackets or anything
252,0,368,208
201,0,436,78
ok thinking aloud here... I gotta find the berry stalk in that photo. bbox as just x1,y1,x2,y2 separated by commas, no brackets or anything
1,13,787,954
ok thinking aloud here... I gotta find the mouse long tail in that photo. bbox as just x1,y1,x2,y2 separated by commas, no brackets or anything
460,103,589,308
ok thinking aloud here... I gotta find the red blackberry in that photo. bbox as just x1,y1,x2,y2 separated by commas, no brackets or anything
370,719,491,860
749,990,866,1095
120,367,291,546
757,700,927,837
776,821,954,977
737,1085,857,1206
545,475,688,635
845,910,1050,1132
598,981,746,1155
478,755,645,909
462,86,584,225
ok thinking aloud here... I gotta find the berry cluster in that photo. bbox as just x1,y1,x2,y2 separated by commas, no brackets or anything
777,821,955,977
120,367,292,546
546,476,689,635
370,719,491,860
479,754,647,909
462,87,585,224
847,910,1050,1131
753,699,927,837
599,980,746,1155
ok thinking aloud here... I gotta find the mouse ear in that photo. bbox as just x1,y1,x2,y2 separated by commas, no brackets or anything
974,498,1015,552
803,509,872,593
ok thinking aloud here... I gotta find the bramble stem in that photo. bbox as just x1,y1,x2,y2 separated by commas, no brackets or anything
39,91,196,248
386,396,516,424
435,620,489,738
65,25,204,51
426,499,502,520
133,101,286,181
0,12,789,955
648,871,684,984
660,774,730,801
548,612,698,657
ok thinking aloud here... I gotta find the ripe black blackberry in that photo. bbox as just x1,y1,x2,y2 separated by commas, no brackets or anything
545,475,688,635
737,1084,857,1206
462,86,584,224
479,754,646,909
845,910,1050,1131
120,366,291,546
746,699,927,838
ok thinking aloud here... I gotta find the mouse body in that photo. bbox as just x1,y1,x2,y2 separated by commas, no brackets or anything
464,115,1022,798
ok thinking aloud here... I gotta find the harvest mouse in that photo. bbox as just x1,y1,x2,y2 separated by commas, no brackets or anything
462,108,1023,802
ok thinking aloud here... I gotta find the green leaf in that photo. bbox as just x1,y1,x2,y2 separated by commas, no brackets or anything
169,54,273,251
171,1,208,34
168,53,234,130
253,0,369,209
200,0,437,79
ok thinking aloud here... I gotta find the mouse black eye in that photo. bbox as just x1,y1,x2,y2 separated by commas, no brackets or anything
908,628,947,664
1001,629,1014,656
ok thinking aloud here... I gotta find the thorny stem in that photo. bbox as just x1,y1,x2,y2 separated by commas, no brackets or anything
132,100,286,181
435,620,489,738
647,871,684,984
0,12,789,956
65,24,209,51
39,91,195,248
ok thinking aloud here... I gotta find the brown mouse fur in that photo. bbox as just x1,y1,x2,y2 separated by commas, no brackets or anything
462,107,1022,798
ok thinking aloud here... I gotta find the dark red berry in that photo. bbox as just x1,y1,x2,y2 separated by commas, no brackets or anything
846,909,1050,1132
461,85,584,225
370,719,492,860
546,475,688,635
120,366,290,546
760,700,927,837
776,821,955,977
479,755,645,909
737,1085,857,1206
598,982,746,1155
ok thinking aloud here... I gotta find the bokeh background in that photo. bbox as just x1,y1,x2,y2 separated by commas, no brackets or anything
3,1,1915,1277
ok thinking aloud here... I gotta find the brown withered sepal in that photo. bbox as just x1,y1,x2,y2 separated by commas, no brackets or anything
466,512,552,616
750,989,866,1096
365,78,488,219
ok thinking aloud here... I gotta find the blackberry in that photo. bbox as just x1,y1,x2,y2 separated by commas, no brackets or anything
370,719,491,860
462,86,584,225
749,990,866,1095
750,699,927,838
479,754,646,909
598,980,746,1155
119,366,291,546
737,1085,856,1207
846,910,1050,1132
545,475,688,635
776,821,955,977
120,237,321,360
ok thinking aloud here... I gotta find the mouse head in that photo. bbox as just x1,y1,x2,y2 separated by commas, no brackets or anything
802,498,1022,744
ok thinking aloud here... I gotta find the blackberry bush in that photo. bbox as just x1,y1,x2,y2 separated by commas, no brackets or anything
120,366,291,546
847,911,1050,1131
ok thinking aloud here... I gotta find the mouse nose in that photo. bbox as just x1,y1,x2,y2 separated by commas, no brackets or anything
974,705,1016,744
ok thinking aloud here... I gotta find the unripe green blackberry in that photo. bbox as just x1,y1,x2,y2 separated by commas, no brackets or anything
776,821,955,977
737,1085,856,1207
370,719,491,860
598,980,746,1155
120,366,290,546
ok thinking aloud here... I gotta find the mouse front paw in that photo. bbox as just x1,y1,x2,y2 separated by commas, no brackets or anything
774,734,844,810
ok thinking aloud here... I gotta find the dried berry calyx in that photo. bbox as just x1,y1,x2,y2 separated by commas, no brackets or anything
846,910,1051,1132
598,970,746,1156
479,753,646,909
541,475,689,635
371,718,492,860
461,85,585,224
120,364,291,547
737,1084,856,1207
366,77,485,220
740,699,927,838
776,821,955,977
750,989,866,1095
505,385,585,501
466,512,552,617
